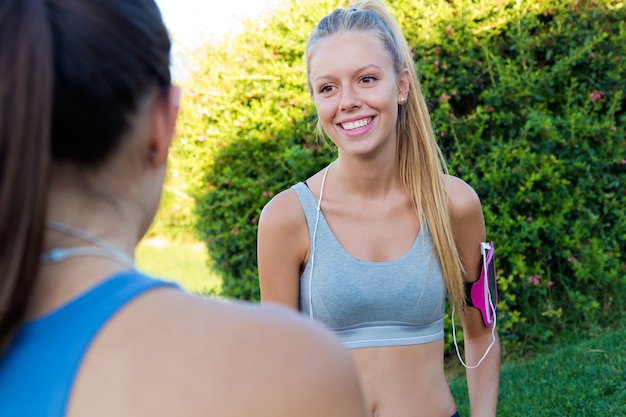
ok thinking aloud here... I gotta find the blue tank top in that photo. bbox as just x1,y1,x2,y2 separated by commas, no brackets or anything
0,271,178,416
293,182,446,349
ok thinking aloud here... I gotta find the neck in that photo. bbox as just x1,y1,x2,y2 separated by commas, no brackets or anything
45,172,148,255
332,156,402,198
42,221,135,269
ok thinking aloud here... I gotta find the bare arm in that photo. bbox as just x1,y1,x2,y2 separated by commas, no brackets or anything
448,176,501,417
256,190,366,416
257,189,309,310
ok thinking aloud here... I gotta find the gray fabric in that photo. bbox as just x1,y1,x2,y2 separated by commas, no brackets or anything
293,182,446,349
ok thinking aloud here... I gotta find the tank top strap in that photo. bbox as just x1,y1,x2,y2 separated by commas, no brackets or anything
291,182,320,235
0,271,179,417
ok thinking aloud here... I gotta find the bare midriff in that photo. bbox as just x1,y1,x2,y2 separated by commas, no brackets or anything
348,340,457,417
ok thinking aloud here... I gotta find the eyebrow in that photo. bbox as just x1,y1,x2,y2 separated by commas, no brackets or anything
312,64,384,83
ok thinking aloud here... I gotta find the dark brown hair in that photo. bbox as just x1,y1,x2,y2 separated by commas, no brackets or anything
0,0,171,349
0,0,51,351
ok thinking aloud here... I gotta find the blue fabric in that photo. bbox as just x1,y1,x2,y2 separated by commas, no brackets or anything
0,270,178,417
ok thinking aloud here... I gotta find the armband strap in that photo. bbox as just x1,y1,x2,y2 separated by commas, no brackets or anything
464,242,497,327
452,242,498,369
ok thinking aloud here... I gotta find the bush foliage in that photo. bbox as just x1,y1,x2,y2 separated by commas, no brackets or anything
172,0,625,354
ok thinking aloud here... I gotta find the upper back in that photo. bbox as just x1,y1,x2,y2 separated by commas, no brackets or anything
0,272,177,416
0,270,366,417
63,281,365,417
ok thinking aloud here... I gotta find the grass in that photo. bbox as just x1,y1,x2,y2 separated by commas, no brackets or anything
135,237,221,295
135,238,625,415
449,326,626,416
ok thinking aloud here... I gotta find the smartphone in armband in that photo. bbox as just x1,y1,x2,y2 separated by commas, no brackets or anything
452,242,498,368
464,242,497,327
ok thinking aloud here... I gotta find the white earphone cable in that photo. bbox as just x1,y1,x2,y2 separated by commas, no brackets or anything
308,163,332,320
452,246,497,368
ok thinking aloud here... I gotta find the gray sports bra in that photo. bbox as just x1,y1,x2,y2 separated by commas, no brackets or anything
293,178,446,350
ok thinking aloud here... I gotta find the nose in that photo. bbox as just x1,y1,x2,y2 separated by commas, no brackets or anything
339,86,360,111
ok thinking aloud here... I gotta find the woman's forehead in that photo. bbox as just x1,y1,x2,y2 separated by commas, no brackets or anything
308,32,392,77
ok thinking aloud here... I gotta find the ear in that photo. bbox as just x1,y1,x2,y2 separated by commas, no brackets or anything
147,86,180,167
397,68,410,104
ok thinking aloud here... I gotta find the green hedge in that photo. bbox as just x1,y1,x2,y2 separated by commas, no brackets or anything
415,0,626,351
177,0,625,354
179,0,342,297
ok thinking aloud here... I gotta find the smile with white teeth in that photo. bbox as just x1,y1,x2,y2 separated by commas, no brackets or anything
341,117,372,130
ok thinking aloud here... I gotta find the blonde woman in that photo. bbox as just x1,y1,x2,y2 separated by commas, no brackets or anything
258,1,500,416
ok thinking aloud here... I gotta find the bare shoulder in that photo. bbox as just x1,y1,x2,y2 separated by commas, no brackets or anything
445,175,482,220
258,186,304,231
159,292,366,417
259,168,327,231
257,184,312,306
258,168,329,233
82,288,365,417
444,175,486,282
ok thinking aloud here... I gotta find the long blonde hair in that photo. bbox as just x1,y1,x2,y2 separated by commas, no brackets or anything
305,0,465,312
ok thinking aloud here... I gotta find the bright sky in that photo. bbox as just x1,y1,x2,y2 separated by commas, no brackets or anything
155,0,281,79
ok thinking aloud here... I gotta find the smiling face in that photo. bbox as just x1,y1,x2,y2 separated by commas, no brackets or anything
308,31,409,158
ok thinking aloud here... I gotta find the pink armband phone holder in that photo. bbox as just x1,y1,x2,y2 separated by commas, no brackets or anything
464,242,497,327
